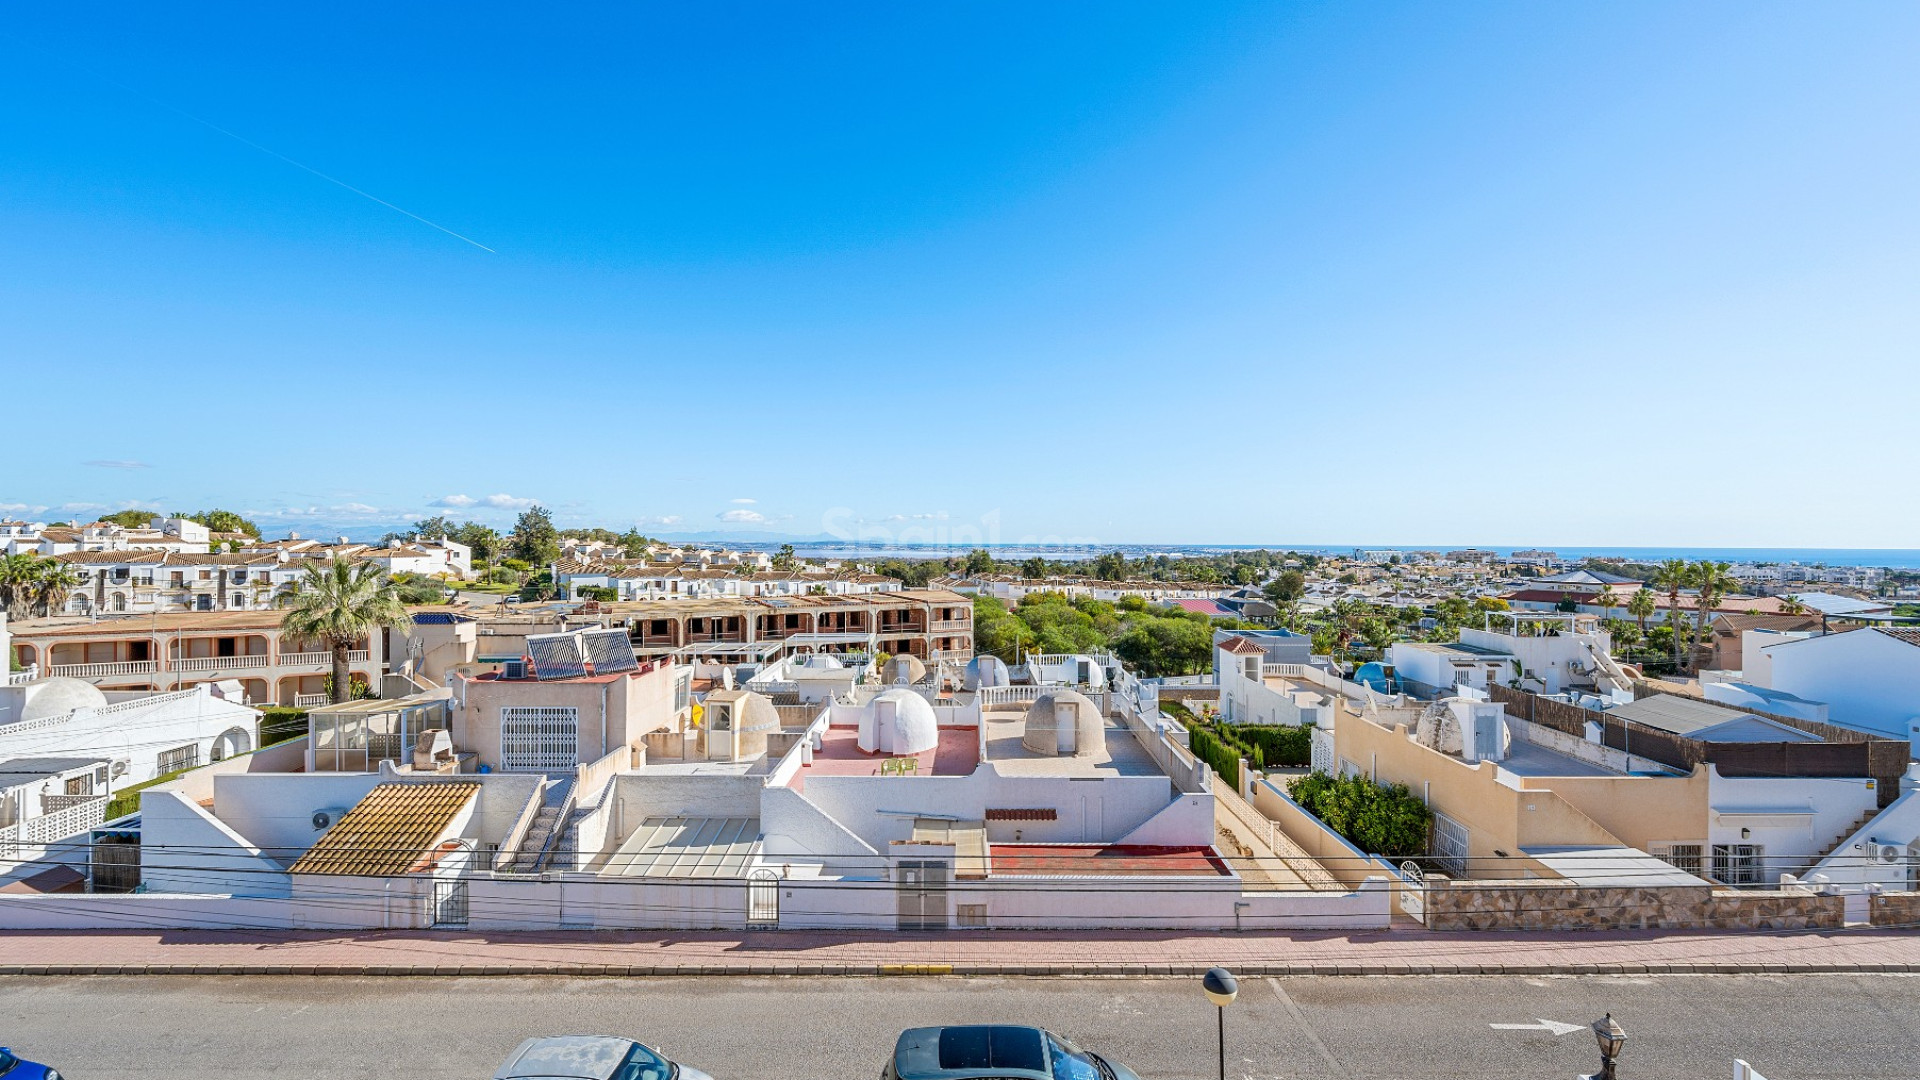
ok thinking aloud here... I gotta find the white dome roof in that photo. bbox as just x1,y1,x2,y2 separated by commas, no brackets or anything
797,653,845,670
963,655,1010,691
1022,690,1105,757
19,677,110,723
884,655,927,685
857,688,940,756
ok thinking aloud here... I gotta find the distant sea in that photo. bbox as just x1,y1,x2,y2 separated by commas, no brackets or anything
787,542,1920,570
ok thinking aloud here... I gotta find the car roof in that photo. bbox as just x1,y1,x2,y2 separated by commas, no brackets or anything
893,1025,1053,1080
496,1035,638,1079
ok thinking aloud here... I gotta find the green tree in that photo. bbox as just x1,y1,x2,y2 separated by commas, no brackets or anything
454,522,501,565
412,516,456,541
0,554,46,620
1651,559,1695,670
278,559,412,704
771,544,798,572
1626,587,1656,639
1777,593,1807,616
1090,550,1128,582
101,509,155,529
176,509,261,538
510,505,560,566
1689,560,1738,672
1020,556,1048,580
963,548,995,576
1593,585,1619,621
618,529,651,559
1263,569,1306,604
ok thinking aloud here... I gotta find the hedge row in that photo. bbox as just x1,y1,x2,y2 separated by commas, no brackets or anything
1285,771,1432,859
1186,724,1241,791
1203,721,1312,769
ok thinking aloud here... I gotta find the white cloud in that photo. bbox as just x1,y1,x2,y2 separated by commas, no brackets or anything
635,515,684,527
59,502,107,513
0,503,48,515
429,493,536,511
83,459,149,469
338,503,380,514
718,508,767,524
730,497,757,505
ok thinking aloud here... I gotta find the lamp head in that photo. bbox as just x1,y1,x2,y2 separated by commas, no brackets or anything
1202,966,1239,1007
1592,1013,1626,1059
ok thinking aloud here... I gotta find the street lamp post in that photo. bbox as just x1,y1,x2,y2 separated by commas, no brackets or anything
1591,1013,1626,1080
1203,966,1238,1080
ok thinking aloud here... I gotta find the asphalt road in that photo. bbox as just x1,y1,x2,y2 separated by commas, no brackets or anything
1,973,1911,1079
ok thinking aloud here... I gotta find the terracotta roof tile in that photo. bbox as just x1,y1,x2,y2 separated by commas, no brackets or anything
289,782,479,877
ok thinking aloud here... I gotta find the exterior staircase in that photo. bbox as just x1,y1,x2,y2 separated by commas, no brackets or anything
505,779,574,873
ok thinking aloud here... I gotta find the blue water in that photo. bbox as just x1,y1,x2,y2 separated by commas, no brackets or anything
789,542,1920,569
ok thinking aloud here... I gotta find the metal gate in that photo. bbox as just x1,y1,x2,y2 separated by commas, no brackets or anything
431,878,469,928
500,707,579,772
896,859,949,931
747,869,780,929
1431,812,1469,876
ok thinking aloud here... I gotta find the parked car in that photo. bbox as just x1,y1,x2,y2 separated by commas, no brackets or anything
0,1047,60,1080
493,1035,713,1080
886,1024,1140,1080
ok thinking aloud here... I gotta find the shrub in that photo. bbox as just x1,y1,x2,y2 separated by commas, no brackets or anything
1286,771,1432,859
259,707,308,747
1186,724,1240,791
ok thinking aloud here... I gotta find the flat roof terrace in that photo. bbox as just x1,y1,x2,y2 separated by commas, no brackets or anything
804,725,980,778
989,844,1231,878
981,714,1163,778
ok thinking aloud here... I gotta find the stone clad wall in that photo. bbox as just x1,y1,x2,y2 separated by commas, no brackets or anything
1870,891,1920,928
1422,881,1843,931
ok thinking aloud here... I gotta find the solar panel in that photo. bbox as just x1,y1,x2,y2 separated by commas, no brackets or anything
526,632,588,680
582,628,639,673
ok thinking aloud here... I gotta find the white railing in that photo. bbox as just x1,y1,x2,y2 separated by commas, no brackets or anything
930,620,972,632
278,650,369,667
0,797,110,859
6,666,39,685
977,685,1047,708
48,661,158,678
173,654,270,672
93,688,200,715
1265,663,1310,678
292,693,330,708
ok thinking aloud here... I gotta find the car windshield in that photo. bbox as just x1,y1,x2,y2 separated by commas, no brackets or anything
1045,1035,1103,1080
0,1049,15,1073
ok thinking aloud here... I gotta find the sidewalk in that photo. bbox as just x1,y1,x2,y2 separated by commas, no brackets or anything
4,926,1920,976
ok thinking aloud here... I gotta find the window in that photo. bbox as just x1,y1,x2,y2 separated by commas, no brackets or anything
500,706,578,771
65,775,93,796
111,592,127,612
1046,1035,1104,1080
612,1043,671,1080
1712,844,1765,885
158,744,201,774
1655,843,1704,877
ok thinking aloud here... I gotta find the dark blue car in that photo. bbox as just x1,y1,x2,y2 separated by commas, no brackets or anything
886,1025,1140,1080
0,1047,59,1080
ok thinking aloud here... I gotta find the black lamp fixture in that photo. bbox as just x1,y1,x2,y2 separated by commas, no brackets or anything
1592,1012,1626,1080
1203,967,1238,1080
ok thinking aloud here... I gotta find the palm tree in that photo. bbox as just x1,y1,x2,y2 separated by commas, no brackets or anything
1651,559,1694,670
279,559,412,704
1593,585,1619,621
1626,587,1656,638
1689,560,1738,672
1777,593,1807,616
0,553,44,620
29,561,82,617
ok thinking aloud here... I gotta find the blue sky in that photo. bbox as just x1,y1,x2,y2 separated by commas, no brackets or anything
3,3,1917,547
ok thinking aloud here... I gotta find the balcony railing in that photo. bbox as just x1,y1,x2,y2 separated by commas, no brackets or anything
278,650,370,667
930,620,972,632
292,693,330,708
174,654,270,672
5,666,38,686
48,661,158,678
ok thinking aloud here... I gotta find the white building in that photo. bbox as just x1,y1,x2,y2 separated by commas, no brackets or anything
1749,628,1920,741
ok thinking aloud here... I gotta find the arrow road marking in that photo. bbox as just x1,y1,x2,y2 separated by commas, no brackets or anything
1490,1019,1586,1036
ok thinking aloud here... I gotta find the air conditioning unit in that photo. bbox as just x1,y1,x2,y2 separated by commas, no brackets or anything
1874,844,1905,864
503,658,527,680
311,807,351,831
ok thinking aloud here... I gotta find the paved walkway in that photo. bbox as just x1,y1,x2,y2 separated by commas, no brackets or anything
5,926,1920,976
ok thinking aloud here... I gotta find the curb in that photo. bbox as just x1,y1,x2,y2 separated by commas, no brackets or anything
0,961,1915,977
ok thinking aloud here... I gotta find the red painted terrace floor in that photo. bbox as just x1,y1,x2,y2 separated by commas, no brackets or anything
989,844,1232,877
802,725,980,778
